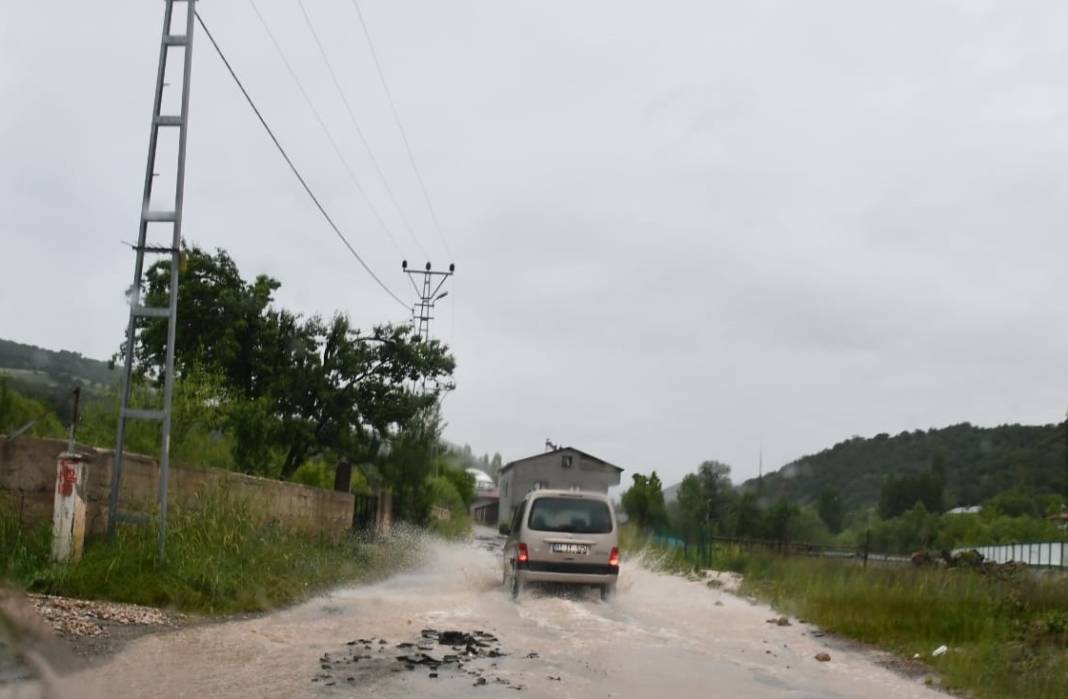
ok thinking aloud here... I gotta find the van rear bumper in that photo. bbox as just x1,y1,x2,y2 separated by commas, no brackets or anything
517,560,618,585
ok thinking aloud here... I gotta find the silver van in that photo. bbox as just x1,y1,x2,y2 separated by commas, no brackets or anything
501,489,619,600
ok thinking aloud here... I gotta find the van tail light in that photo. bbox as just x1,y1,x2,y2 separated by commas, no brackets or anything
609,547,620,567
517,543,529,563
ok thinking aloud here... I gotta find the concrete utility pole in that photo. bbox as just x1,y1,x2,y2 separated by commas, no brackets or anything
109,0,197,560
402,260,454,345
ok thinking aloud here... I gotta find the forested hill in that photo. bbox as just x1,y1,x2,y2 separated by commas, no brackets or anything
0,338,116,387
0,338,118,421
743,423,1067,512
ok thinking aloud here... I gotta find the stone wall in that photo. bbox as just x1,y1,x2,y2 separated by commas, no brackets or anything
0,437,356,538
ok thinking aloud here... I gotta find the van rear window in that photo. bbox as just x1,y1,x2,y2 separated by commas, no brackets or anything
527,497,613,534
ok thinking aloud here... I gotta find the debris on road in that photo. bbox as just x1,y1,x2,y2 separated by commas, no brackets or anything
315,628,521,692
766,616,791,627
27,594,180,639
815,653,832,662
932,645,948,657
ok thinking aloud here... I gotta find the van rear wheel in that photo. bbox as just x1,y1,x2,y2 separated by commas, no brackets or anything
510,563,524,600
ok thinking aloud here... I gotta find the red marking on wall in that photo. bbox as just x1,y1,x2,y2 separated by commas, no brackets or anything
58,461,78,497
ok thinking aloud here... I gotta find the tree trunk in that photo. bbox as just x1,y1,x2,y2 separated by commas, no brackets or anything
280,442,304,480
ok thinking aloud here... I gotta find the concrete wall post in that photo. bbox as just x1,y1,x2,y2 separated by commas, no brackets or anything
52,452,88,562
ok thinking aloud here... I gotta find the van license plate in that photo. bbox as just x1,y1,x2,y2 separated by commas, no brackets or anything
551,543,589,555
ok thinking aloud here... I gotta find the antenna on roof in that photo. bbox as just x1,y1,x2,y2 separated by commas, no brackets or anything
545,438,558,452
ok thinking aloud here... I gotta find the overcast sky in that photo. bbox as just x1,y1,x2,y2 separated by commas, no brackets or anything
3,1,1068,487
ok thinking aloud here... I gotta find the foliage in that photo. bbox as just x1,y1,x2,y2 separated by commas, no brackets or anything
0,378,66,439
694,460,733,524
440,466,476,508
717,553,1068,699
0,338,116,386
378,410,441,524
765,497,799,542
668,460,737,536
73,367,236,471
443,443,502,483
0,497,52,583
290,458,368,493
983,488,1060,518
621,471,667,530
745,422,1068,514
672,474,706,537
133,245,455,482
425,469,474,539
851,501,1068,555
136,245,280,394
879,468,944,519
2,490,416,614
817,487,844,533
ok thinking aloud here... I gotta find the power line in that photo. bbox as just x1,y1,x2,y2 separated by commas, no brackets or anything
349,0,454,260
246,0,402,254
295,0,429,261
195,11,408,310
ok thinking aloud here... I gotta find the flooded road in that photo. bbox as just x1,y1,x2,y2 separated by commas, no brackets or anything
67,531,943,699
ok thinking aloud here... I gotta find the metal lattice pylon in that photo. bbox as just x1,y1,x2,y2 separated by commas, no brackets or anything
108,0,196,558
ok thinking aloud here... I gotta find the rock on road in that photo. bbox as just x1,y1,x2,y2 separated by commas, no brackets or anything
65,530,944,699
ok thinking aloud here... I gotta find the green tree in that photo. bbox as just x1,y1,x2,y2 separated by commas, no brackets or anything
379,410,441,523
441,466,476,509
622,471,667,531
733,491,763,538
766,497,799,544
673,473,706,536
137,245,280,393
817,487,845,533
878,470,943,519
134,246,456,482
984,488,1042,518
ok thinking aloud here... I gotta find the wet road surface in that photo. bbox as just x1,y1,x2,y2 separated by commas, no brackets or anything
67,531,944,699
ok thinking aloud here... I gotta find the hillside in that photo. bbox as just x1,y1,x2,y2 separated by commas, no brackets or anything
742,423,1067,512
0,338,117,419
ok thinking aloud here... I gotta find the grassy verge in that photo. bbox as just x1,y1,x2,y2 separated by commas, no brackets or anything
1,491,418,615
623,527,1068,699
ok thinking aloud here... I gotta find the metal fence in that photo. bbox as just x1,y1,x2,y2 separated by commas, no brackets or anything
953,541,1068,569
649,531,909,569
650,529,1068,571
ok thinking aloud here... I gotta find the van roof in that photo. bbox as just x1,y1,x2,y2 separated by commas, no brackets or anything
522,489,611,502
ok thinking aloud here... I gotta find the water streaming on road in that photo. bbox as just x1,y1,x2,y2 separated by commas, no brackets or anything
54,529,944,699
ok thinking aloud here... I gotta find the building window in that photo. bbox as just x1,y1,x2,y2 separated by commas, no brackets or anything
569,484,580,491
562,455,573,468
534,481,548,490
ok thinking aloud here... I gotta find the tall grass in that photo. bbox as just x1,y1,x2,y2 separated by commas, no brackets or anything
620,528,1068,699
1,490,418,615
720,552,1068,699
0,499,52,584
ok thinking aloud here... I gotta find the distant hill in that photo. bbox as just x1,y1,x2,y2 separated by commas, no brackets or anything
0,338,118,419
741,423,1067,513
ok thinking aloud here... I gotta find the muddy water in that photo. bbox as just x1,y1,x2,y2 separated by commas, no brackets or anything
65,531,944,699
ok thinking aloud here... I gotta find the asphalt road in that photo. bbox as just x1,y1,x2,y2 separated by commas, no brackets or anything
64,530,945,699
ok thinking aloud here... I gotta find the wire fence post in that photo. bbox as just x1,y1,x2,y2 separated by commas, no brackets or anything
863,529,871,568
